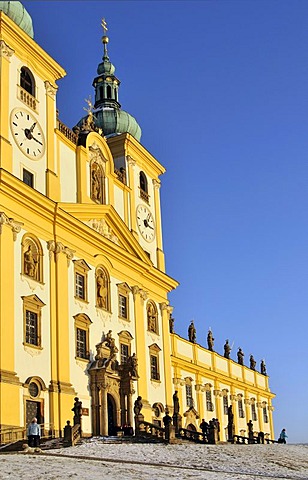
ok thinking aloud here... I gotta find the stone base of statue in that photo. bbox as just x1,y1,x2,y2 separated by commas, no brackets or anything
165,424,176,443
228,424,235,443
172,413,182,433
134,413,144,435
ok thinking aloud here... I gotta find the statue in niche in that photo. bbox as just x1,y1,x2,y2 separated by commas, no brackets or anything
147,303,157,332
250,354,256,370
24,245,38,278
207,329,214,351
188,321,196,343
134,396,143,416
91,162,102,203
96,271,108,309
224,339,231,359
169,314,174,333
260,359,267,375
237,348,244,365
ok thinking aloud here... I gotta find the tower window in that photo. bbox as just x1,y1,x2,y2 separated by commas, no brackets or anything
23,169,34,188
139,171,149,203
20,67,35,97
107,85,112,99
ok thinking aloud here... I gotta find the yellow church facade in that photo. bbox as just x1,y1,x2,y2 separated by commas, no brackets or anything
0,4,274,443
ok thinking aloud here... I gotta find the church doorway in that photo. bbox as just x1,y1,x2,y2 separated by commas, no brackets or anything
26,400,42,426
187,423,197,431
107,394,117,436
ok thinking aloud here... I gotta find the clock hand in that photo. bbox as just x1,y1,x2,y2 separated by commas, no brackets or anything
32,136,43,146
29,122,36,133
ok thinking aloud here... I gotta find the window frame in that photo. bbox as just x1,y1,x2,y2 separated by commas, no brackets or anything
74,260,91,303
149,343,161,382
117,283,131,321
74,313,92,361
22,295,45,349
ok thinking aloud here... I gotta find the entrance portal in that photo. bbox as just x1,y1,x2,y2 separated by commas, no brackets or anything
26,400,42,426
107,394,117,436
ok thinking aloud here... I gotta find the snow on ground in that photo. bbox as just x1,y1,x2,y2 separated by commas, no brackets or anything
0,440,307,480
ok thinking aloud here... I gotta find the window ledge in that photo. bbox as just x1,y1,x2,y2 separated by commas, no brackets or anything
23,342,43,351
74,297,89,304
75,356,89,363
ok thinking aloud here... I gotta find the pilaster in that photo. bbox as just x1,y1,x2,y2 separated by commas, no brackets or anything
132,286,148,400
160,302,173,409
0,40,14,171
45,81,60,201
152,179,165,271
127,156,138,240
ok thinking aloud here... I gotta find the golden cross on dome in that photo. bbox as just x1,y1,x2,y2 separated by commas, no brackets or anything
101,18,108,36
83,96,94,115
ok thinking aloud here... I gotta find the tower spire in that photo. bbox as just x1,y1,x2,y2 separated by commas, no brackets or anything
101,18,109,59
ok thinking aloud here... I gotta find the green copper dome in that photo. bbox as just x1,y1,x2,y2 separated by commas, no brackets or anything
75,27,142,142
0,1,34,38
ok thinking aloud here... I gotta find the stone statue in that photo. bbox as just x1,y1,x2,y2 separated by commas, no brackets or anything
134,396,143,416
169,314,174,333
96,273,108,308
250,354,256,370
247,419,254,443
104,330,118,366
173,390,180,415
227,405,234,441
260,359,267,375
72,397,82,426
224,339,231,359
91,163,101,202
147,303,157,332
207,329,214,351
163,409,173,442
188,321,196,343
237,348,244,366
24,245,37,278
127,353,138,377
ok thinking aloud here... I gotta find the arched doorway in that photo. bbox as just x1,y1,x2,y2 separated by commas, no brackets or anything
187,423,197,431
107,394,117,436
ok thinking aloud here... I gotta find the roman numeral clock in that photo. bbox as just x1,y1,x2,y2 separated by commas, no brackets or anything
10,108,45,159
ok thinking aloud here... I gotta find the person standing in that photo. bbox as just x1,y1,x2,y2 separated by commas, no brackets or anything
279,428,288,444
27,417,41,447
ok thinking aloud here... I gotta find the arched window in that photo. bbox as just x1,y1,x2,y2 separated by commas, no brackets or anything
20,67,35,97
22,235,43,283
107,85,112,99
139,171,148,193
96,266,110,310
147,301,158,334
90,160,105,204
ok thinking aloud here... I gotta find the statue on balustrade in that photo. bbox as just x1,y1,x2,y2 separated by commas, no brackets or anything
134,396,143,416
237,347,244,365
224,339,231,359
247,419,254,443
260,359,267,375
72,397,82,426
207,329,214,351
169,314,175,333
173,391,180,415
227,405,234,442
250,354,256,370
188,321,196,343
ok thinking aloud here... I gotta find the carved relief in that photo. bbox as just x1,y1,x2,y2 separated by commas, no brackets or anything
22,235,43,282
0,40,14,59
87,219,119,245
44,81,58,98
46,240,75,265
96,267,109,310
0,212,23,240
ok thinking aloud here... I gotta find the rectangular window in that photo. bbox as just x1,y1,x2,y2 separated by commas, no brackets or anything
120,343,129,364
118,294,128,319
263,407,269,423
223,395,228,415
238,399,245,418
23,169,34,187
251,403,257,421
75,272,85,300
206,390,214,412
76,328,88,359
150,354,160,380
25,310,39,346
186,384,193,407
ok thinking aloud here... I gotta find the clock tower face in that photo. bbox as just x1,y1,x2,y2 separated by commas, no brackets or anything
136,204,156,242
10,108,45,160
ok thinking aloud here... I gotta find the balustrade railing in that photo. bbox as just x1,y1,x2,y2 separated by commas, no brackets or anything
178,427,208,444
0,423,55,446
18,85,38,112
56,118,78,144
138,421,165,440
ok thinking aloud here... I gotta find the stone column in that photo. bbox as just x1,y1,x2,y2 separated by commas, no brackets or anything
100,380,108,436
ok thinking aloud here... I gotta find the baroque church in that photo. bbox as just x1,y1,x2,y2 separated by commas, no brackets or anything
0,2,275,442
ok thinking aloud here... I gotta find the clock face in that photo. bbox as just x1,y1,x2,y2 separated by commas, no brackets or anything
136,204,156,242
10,108,45,160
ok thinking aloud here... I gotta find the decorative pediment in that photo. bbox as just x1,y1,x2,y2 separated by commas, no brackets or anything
73,259,91,271
148,343,161,353
118,330,133,340
21,294,45,308
73,313,92,325
117,282,131,294
183,406,199,418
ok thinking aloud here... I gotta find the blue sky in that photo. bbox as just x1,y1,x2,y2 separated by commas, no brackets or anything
23,1,308,443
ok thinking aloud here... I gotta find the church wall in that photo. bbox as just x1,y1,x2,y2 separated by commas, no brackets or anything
59,140,77,202
113,184,125,221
